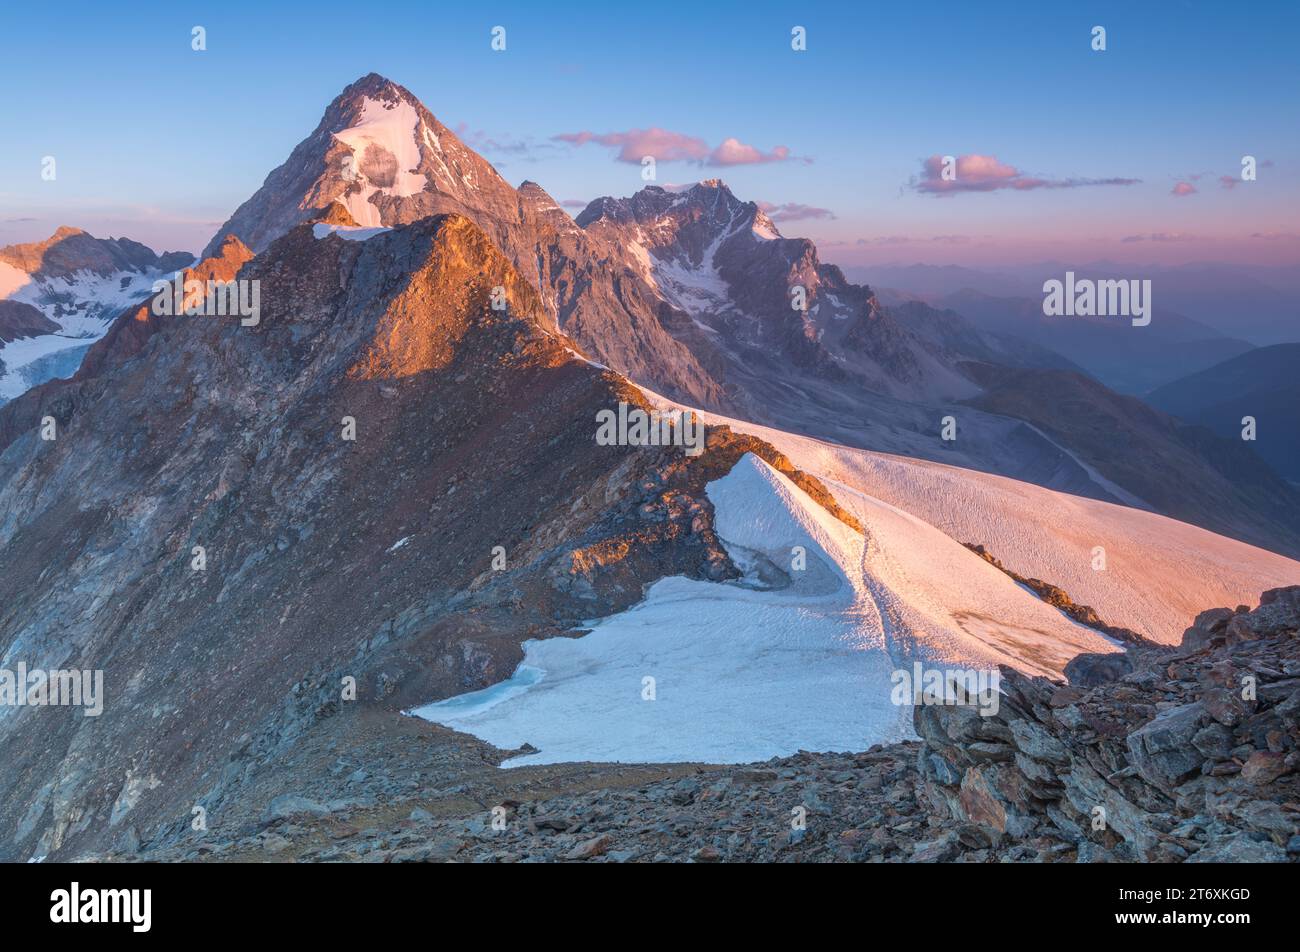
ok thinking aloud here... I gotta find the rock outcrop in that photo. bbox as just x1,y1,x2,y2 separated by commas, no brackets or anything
916,587,1300,862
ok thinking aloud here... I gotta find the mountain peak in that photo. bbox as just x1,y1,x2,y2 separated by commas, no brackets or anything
335,71,411,104
200,73,518,259
0,225,185,279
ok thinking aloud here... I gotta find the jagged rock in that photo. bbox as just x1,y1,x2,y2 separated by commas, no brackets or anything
913,590,1300,864
1240,751,1289,785
958,766,1008,834
1126,703,1207,792
1065,651,1133,687
1181,607,1235,651
1009,718,1070,765
1225,586,1300,643
1199,660,1255,726
911,832,961,862
1190,723,1234,760
1188,835,1289,863
1236,800,1297,839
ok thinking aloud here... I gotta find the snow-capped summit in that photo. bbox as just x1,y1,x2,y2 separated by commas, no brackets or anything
200,73,521,260
573,177,966,403
200,74,728,410
578,179,780,268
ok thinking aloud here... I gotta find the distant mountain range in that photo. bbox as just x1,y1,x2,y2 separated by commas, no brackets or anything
900,286,1256,395
0,227,193,402
851,260,1300,346
1148,343,1300,483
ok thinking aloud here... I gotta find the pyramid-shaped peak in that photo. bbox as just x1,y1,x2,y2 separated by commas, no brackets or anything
336,72,415,104
202,70,524,258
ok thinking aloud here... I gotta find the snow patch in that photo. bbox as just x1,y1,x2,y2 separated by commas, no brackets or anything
751,213,780,240
333,98,429,227
312,222,392,242
1,266,169,398
0,262,32,298
563,346,609,371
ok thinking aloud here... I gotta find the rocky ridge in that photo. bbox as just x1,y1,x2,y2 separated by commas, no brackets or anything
916,586,1300,863
0,226,192,280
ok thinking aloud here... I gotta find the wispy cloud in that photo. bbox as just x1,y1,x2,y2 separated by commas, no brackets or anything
817,234,980,247
912,154,1139,196
1121,232,1196,243
554,128,805,166
1171,181,1198,197
454,124,563,162
757,201,835,222
554,128,708,163
710,139,794,166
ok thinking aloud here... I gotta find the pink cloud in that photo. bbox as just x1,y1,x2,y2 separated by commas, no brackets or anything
913,154,1139,195
1171,181,1198,196
1219,175,1240,190
554,128,800,165
757,201,835,222
708,138,792,166
553,128,709,163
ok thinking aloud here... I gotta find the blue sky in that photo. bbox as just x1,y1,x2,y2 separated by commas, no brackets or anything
2,0,1296,267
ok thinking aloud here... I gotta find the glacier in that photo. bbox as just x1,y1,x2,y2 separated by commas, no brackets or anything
413,452,1117,766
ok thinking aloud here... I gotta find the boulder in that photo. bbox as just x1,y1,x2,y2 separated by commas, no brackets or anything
1065,651,1133,687
1181,608,1234,651
1126,703,1207,792
1239,751,1289,786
